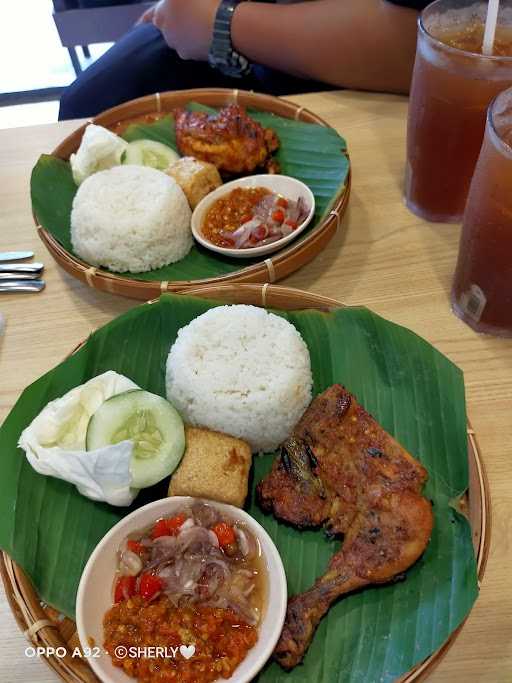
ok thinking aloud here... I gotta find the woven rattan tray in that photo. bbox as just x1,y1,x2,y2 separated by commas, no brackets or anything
34,89,351,300
1,284,489,682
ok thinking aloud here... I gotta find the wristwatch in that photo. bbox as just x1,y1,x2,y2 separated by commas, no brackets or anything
208,0,252,78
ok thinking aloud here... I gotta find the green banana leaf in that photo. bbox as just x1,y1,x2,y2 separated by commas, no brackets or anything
0,294,477,682
31,106,349,282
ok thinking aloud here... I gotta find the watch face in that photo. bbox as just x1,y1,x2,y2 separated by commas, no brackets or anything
209,53,250,78
208,55,234,77
226,53,251,77
222,66,246,78
235,54,251,74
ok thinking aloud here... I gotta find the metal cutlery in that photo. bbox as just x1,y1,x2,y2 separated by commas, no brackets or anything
0,280,45,293
0,272,41,281
0,263,44,279
0,251,35,263
0,253,45,292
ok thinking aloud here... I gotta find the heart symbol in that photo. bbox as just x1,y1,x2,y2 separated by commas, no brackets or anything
180,644,196,660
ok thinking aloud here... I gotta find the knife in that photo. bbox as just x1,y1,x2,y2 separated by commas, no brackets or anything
0,263,44,277
0,272,41,281
0,251,35,263
0,279,45,293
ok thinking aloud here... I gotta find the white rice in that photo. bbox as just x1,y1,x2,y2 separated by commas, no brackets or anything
165,305,312,453
70,164,192,273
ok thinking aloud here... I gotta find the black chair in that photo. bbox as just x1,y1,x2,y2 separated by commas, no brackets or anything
52,0,153,75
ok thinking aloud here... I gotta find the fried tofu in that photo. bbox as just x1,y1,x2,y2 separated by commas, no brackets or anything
165,156,222,209
168,426,252,507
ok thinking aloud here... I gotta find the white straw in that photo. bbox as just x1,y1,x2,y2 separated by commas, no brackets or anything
482,0,500,55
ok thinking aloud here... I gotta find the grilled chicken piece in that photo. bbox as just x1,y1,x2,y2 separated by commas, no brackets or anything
257,384,433,670
174,105,279,175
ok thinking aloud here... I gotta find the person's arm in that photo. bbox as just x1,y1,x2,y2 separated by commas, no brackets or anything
150,0,419,94
231,0,419,93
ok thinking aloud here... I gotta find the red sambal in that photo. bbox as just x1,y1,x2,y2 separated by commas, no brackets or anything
202,186,309,249
104,595,258,683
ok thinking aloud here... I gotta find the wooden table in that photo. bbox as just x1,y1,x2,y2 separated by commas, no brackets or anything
0,91,510,682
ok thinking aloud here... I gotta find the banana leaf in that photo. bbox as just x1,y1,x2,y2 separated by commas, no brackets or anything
0,294,478,682
30,106,349,282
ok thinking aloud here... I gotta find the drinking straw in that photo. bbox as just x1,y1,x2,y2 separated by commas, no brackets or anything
482,0,500,55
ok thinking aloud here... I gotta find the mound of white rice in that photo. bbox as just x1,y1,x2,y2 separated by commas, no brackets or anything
165,305,312,453
70,165,192,273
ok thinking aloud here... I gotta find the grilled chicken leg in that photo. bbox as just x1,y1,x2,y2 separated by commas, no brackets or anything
174,105,279,175
257,384,433,669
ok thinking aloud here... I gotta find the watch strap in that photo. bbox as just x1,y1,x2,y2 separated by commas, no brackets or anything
209,0,252,77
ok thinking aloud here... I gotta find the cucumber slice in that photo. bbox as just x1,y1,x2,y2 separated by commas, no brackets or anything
123,140,179,170
86,390,185,489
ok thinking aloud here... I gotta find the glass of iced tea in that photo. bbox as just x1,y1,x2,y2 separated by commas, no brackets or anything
451,87,512,336
405,0,512,223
